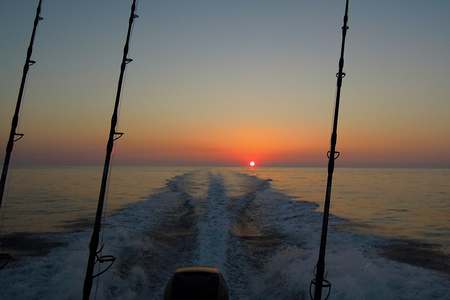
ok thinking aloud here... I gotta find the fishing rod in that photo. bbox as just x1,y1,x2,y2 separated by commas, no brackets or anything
0,0,44,208
82,0,138,298
310,1,350,299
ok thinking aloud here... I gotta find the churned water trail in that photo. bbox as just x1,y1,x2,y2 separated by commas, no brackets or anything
193,172,230,269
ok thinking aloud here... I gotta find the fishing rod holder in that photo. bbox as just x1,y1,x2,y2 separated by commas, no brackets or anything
310,277,331,300
92,244,116,279
13,133,24,142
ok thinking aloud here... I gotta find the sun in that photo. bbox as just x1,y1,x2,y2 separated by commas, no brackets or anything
249,161,256,167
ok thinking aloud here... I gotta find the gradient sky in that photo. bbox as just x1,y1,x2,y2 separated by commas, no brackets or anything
1,0,449,167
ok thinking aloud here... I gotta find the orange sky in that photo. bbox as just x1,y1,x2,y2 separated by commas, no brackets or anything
1,0,450,167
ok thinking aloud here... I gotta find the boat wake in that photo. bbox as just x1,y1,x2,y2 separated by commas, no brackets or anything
1,170,449,299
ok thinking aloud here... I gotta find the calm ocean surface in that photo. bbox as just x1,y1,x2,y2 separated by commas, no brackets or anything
2,166,449,253
0,166,449,299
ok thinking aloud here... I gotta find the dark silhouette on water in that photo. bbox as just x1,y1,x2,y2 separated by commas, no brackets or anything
165,267,229,300
82,0,139,299
311,0,350,299
0,0,44,270
0,0,43,208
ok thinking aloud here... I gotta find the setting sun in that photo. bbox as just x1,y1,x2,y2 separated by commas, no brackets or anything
249,161,256,167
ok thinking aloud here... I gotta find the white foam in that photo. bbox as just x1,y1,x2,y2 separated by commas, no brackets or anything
0,171,449,299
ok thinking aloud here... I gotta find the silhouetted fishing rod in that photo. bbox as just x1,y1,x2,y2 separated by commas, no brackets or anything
0,0,44,208
310,1,350,299
82,1,138,299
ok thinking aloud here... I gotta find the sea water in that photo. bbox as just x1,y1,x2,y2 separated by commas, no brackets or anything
0,166,449,299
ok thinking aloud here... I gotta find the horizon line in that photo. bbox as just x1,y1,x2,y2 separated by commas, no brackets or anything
9,162,450,170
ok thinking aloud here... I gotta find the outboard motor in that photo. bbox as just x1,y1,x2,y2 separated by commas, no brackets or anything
165,266,229,300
